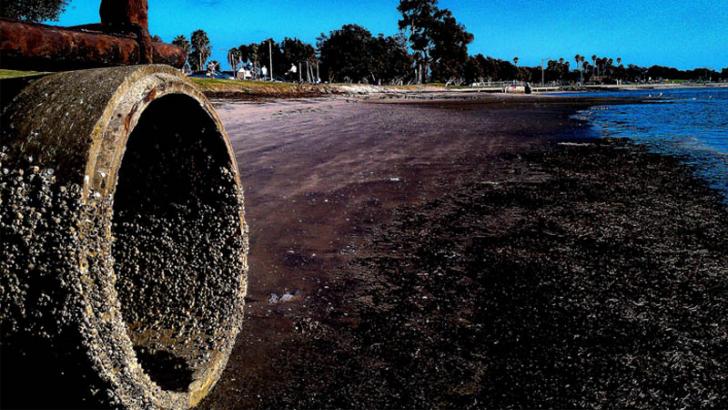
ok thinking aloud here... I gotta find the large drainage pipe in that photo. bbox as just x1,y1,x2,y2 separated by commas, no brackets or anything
0,65,248,408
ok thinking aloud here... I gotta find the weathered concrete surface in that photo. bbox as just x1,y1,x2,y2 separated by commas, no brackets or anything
1,66,248,408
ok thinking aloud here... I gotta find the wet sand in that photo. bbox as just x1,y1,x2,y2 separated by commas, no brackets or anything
201,96,727,408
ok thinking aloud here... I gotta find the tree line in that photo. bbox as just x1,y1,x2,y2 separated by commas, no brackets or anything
463,54,727,85
172,0,728,85
172,0,475,85
4,0,727,85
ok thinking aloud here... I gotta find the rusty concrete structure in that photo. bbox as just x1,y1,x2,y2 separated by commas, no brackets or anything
1,2,248,409
0,0,185,71
99,0,154,63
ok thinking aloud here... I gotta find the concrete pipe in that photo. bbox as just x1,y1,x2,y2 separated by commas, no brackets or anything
0,65,248,409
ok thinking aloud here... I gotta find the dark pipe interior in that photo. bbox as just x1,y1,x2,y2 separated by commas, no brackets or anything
112,95,243,392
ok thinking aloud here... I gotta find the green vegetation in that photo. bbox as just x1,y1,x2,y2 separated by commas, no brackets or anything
191,77,295,91
172,35,191,68
0,69,45,79
190,30,212,72
5,0,726,86
317,25,412,84
188,77,333,97
400,1,473,84
174,0,473,85
1,0,67,21
175,0,727,86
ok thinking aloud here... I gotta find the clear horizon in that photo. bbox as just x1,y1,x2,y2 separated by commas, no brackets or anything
51,0,728,71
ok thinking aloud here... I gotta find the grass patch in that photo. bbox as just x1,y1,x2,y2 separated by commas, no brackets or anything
0,69,45,79
191,77,306,92
189,77,339,97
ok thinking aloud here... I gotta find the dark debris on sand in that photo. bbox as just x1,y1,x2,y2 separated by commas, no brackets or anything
210,140,728,409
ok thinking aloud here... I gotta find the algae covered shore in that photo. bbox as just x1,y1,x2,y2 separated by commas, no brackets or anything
199,96,728,408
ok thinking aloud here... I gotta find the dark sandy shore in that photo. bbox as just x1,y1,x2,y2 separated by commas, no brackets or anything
201,96,727,409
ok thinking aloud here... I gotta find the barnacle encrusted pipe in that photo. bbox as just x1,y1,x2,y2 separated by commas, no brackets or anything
0,65,248,409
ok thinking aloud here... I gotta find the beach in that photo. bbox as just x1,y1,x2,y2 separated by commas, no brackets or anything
199,95,728,408
1,0,726,406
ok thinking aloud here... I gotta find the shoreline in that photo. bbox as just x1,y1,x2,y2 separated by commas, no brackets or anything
4,69,722,100
200,80,728,100
200,97,728,408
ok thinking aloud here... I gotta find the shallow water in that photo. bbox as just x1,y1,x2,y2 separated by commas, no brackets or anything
558,88,728,201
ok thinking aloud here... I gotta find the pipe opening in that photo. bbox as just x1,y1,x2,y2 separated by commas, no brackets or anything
111,95,244,392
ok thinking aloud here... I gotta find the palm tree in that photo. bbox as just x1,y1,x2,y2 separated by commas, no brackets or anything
249,44,259,79
575,54,583,83
190,29,211,72
554,60,568,81
513,56,519,66
591,54,597,76
599,57,607,78
615,57,623,83
172,35,191,71
227,48,241,72
606,58,614,78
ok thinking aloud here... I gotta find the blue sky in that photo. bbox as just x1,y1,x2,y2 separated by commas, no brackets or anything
53,0,728,70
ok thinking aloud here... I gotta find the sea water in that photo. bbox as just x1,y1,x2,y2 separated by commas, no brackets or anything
561,88,728,202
